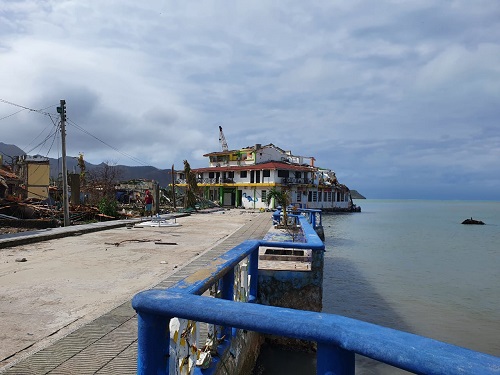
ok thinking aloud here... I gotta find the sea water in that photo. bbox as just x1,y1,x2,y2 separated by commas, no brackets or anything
255,200,500,374
322,199,500,374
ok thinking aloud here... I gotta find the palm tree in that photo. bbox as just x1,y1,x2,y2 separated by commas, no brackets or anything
266,187,290,226
183,160,198,209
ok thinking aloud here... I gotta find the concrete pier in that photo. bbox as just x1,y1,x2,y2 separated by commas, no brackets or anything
0,210,272,374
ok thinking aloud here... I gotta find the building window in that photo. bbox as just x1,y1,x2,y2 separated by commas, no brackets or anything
261,190,267,202
277,170,289,178
312,191,318,202
318,190,322,202
209,189,219,201
263,169,270,177
228,171,234,178
295,171,301,178
240,171,247,178
296,192,301,202
209,172,215,179
308,191,312,202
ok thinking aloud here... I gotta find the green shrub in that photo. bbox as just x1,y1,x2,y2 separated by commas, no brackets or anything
98,197,118,217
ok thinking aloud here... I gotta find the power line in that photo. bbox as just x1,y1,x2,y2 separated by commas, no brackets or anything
0,99,56,117
0,99,60,156
23,117,59,155
22,123,61,185
0,108,26,121
25,122,60,155
67,119,149,166
1,98,150,167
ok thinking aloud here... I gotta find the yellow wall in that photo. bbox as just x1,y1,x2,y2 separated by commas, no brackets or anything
27,186,49,199
27,163,50,199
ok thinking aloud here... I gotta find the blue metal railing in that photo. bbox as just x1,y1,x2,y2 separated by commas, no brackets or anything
134,291,500,375
272,207,322,229
132,214,500,375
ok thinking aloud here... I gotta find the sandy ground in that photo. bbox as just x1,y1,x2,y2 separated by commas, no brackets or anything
0,210,262,368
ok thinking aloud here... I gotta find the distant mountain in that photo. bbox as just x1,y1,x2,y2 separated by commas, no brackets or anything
0,142,172,187
350,190,366,199
0,142,25,163
50,158,172,187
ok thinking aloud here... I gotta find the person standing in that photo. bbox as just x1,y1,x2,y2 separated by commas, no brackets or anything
144,190,154,217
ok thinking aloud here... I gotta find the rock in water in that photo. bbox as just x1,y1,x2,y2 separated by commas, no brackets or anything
461,218,485,225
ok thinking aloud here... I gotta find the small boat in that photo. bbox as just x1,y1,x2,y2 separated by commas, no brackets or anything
461,217,485,225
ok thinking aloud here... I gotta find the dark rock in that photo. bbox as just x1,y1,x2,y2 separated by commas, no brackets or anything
462,218,485,225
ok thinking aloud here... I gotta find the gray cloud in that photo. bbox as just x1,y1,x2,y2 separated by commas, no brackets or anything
1,1,499,199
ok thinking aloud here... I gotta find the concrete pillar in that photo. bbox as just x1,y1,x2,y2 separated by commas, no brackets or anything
68,173,80,206
153,182,160,215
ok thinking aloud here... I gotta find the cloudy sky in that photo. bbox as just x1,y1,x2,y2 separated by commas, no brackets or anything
1,1,499,199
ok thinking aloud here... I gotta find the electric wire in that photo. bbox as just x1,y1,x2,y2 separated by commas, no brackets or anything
0,98,60,156
25,123,60,155
0,98,56,117
44,122,61,157
23,119,59,155
67,118,149,166
2,98,150,168
0,108,26,121
23,123,61,186
0,98,57,120
0,100,62,187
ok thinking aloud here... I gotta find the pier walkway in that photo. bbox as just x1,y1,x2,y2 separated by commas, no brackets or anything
1,212,272,374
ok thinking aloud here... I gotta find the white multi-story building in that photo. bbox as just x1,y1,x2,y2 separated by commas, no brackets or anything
174,144,354,211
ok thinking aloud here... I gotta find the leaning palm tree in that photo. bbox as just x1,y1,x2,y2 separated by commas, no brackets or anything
183,160,199,209
266,187,290,226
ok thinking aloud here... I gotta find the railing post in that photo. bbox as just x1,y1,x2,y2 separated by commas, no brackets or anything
222,269,234,301
137,311,171,375
222,269,235,338
317,343,354,375
248,250,259,302
310,212,316,228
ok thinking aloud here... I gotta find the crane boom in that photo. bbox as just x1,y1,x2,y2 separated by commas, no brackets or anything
219,126,228,151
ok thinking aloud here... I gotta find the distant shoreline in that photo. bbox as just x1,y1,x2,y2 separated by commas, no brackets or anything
350,190,366,199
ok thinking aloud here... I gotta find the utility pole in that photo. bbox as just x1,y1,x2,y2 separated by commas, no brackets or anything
171,164,176,210
57,100,70,226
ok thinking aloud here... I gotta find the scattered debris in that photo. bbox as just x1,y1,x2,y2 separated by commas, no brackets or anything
104,239,161,247
15,258,27,262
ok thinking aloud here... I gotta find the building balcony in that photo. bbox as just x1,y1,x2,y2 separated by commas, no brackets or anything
281,177,314,185
175,178,234,185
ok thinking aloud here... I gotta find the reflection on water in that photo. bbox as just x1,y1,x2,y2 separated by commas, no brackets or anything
322,200,500,373
254,200,500,374
323,253,413,374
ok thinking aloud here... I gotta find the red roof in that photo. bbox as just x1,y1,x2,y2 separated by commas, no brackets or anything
0,168,19,179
